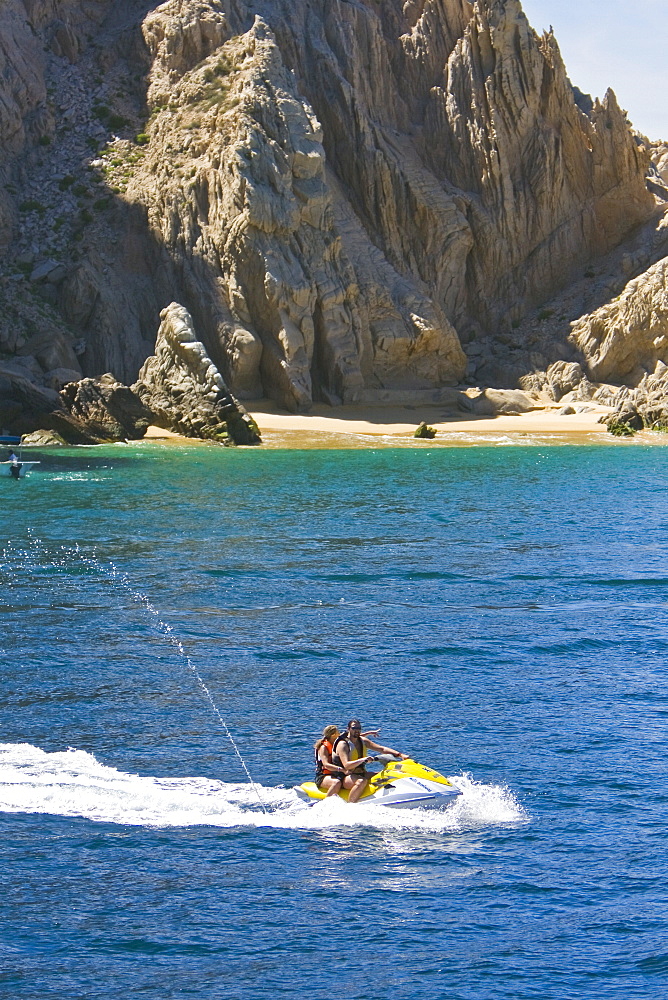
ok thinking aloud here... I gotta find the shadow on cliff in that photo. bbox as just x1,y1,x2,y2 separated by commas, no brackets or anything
47,3,243,391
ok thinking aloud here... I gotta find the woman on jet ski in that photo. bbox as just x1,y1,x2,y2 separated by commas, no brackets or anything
314,725,347,797
333,718,410,803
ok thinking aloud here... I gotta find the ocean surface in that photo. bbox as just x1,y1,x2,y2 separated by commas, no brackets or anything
1,439,667,999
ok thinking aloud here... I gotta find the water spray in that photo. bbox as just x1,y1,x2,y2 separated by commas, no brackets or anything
11,533,268,814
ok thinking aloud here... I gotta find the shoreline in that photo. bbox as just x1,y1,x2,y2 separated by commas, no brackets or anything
142,402,666,447
246,400,607,435
244,400,642,447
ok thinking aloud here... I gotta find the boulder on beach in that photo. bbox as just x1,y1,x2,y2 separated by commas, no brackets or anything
20,429,67,446
458,388,539,417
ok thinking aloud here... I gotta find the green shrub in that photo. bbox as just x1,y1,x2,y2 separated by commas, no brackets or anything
93,104,127,131
608,422,635,437
135,133,149,145
58,174,76,190
107,113,128,131
537,308,554,321
19,198,44,214
38,134,52,146
414,422,437,439
215,55,233,75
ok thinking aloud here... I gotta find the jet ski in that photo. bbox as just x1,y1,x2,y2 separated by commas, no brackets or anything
294,754,461,809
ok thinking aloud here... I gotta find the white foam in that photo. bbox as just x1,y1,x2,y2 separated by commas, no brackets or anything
0,743,528,834
47,474,112,482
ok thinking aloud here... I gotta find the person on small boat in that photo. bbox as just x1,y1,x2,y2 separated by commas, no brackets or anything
314,724,347,797
7,449,21,479
333,718,410,803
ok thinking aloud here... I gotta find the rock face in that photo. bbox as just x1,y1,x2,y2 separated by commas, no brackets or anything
519,360,594,403
60,374,154,441
0,0,661,413
570,258,668,384
0,364,62,428
133,302,261,444
131,0,654,407
599,363,668,435
137,11,467,409
0,362,114,443
1,310,258,445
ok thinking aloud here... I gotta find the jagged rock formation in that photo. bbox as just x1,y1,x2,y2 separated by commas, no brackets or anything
570,258,668,384
652,146,668,187
1,311,258,445
599,364,668,436
519,260,668,433
519,361,587,402
519,360,597,404
564,251,668,435
60,374,154,440
133,302,261,443
131,0,655,408
136,9,469,410
0,0,663,418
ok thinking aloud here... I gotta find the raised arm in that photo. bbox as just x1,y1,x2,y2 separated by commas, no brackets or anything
364,738,410,760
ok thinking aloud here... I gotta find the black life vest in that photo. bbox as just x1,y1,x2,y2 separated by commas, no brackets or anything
332,732,366,773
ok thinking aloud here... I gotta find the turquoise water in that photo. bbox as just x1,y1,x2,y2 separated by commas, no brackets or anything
1,442,668,998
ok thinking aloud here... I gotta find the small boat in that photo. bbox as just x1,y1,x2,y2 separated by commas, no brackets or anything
294,754,461,809
0,461,40,479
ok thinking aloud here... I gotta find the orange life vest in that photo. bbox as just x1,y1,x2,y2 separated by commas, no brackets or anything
315,738,340,779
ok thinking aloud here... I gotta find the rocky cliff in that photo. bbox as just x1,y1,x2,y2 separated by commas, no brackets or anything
0,0,665,425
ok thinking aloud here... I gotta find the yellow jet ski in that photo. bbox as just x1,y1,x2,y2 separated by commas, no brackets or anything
294,754,461,809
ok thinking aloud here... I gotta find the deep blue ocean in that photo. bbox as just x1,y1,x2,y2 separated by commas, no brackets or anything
1,440,668,999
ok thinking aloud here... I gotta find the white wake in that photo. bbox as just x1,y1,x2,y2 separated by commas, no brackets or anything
0,743,527,834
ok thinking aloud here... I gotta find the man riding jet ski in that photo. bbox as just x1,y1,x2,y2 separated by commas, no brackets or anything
295,718,461,809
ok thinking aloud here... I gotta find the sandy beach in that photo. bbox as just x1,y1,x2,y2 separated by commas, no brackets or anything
143,425,185,440
244,399,625,447
142,400,666,447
